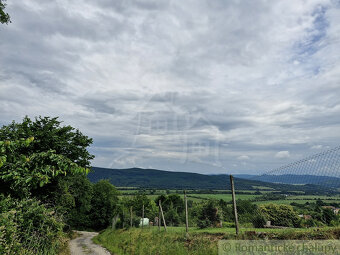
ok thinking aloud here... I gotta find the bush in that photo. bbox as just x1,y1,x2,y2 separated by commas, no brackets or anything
0,196,65,255
302,218,325,228
259,204,301,228
252,213,267,228
223,222,235,228
196,200,222,229
197,219,212,229
90,180,120,230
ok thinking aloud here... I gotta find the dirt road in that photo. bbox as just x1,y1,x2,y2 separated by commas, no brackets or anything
69,231,111,255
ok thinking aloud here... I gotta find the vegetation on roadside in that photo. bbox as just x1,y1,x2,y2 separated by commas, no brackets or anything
0,195,66,255
0,116,118,254
94,227,340,255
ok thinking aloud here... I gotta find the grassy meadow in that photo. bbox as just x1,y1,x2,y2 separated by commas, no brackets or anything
94,227,340,255
117,188,340,205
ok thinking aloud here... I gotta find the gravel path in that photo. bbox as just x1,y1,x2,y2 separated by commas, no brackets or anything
69,231,111,255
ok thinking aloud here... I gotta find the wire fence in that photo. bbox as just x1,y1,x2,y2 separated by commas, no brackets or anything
253,146,340,187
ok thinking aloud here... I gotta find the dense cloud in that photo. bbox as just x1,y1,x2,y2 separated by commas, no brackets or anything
1,0,340,174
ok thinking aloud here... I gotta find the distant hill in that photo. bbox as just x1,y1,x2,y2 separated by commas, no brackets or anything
233,174,257,179
235,174,340,188
88,167,335,194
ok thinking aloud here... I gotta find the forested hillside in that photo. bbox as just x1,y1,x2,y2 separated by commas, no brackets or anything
240,174,340,188
89,167,336,194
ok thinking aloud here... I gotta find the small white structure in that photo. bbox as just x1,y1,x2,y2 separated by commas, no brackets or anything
139,218,149,227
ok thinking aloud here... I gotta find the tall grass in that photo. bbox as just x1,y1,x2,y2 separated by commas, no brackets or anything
0,196,66,255
0,220,67,255
94,227,340,255
94,228,219,255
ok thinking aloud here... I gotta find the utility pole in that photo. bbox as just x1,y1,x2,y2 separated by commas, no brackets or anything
142,204,144,229
158,202,161,231
122,209,125,228
159,200,167,231
130,206,133,228
230,175,239,235
184,190,189,234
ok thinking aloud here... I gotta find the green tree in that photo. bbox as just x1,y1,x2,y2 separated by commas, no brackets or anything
252,213,267,228
259,204,301,227
0,137,86,197
155,194,184,214
0,117,93,201
0,0,10,24
58,175,93,229
165,204,181,226
236,200,258,224
196,200,222,229
0,116,94,168
321,208,336,225
90,180,120,230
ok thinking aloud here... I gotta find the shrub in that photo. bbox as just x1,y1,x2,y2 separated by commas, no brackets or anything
197,219,212,229
0,195,65,255
302,218,325,228
259,204,301,228
90,180,120,230
196,200,222,229
252,213,267,228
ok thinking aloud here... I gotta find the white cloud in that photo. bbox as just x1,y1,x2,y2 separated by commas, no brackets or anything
237,155,250,160
275,151,291,159
0,0,340,174
311,145,323,149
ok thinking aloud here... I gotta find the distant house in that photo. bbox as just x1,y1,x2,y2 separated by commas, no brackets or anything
139,218,149,227
298,214,312,220
322,206,340,215
304,215,312,220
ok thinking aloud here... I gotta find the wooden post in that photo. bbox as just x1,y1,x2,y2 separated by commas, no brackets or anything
112,214,119,230
142,204,144,229
122,209,125,228
159,200,167,231
158,203,161,231
130,206,133,228
230,175,239,235
184,190,189,233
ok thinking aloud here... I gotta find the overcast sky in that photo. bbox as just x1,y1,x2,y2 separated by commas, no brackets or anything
1,0,340,175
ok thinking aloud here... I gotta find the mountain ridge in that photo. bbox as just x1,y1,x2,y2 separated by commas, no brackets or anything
88,167,336,194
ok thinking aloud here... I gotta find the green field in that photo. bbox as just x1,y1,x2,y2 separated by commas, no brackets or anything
186,194,261,201
94,227,340,255
118,190,340,205
288,195,340,200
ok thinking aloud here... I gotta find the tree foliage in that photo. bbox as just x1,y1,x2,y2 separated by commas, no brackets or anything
55,175,94,229
0,195,64,255
0,0,10,24
0,116,94,168
259,204,301,227
0,116,94,199
90,180,120,230
0,138,88,201
195,200,222,229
